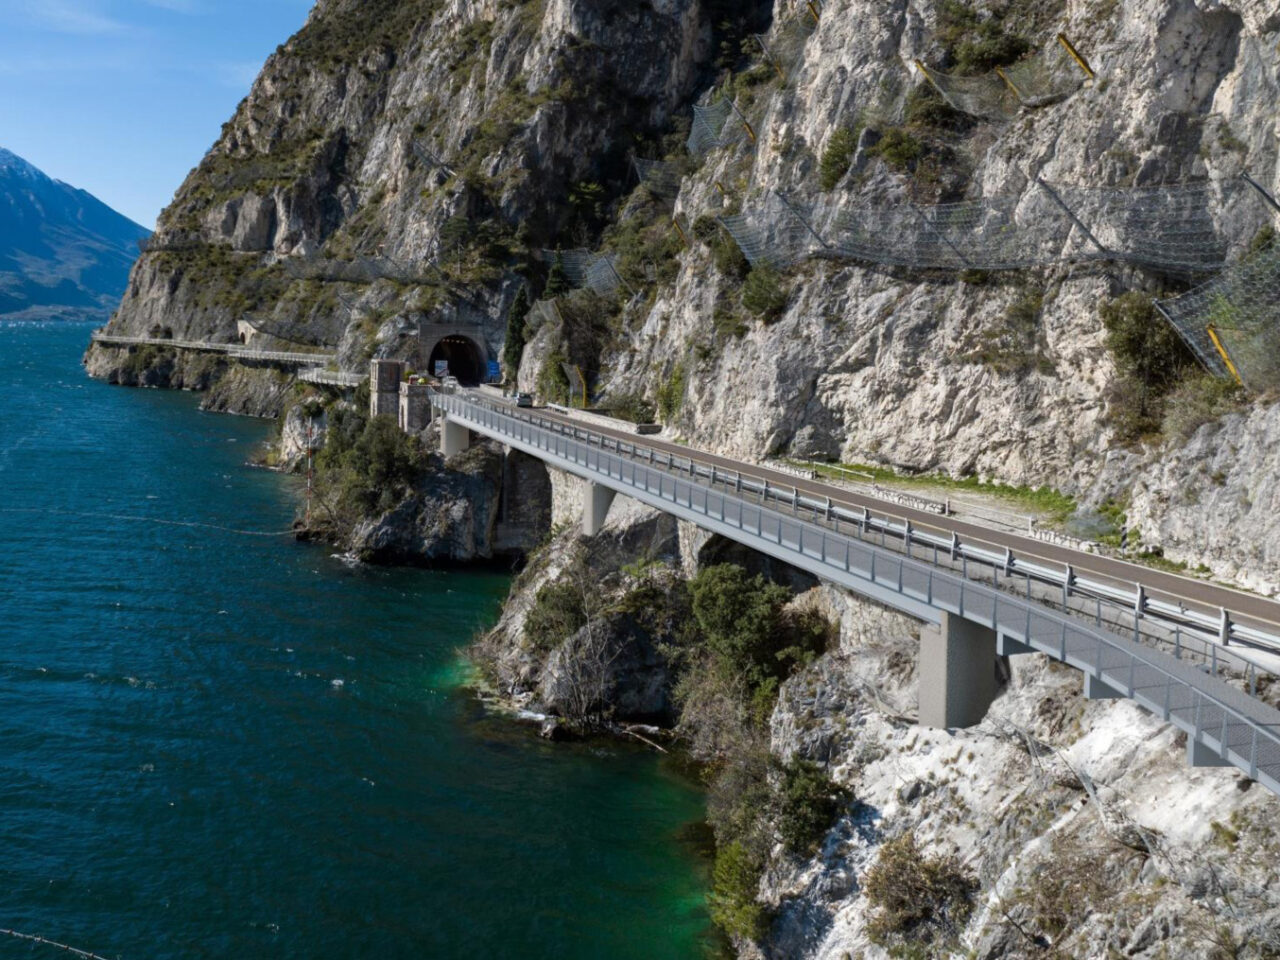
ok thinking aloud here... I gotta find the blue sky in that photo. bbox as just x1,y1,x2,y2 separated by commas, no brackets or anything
0,0,313,228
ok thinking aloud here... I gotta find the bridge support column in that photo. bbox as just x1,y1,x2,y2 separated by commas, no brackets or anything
919,613,1001,729
1188,737,1230,769
583,482,616,537
1084,672,1125,700
441,416,471,457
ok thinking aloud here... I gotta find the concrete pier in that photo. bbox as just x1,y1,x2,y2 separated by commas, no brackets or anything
583,482,616,536
919,613,1002,729
441,416,471,457
398,380,431,433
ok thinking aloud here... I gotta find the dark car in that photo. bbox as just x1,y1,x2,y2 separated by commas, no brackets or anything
515,392,534,407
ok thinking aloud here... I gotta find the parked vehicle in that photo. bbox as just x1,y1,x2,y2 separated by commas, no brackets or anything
515,392,533,407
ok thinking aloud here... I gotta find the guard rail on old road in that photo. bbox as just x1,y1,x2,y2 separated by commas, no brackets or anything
432,389,1280,798
90,332,335,367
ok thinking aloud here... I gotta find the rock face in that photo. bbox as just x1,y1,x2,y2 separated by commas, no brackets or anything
84,0,721,380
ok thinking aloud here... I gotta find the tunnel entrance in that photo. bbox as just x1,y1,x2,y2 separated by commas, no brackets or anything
426,335,487,386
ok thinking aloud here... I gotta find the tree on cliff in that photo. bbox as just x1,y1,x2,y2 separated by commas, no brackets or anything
544,250,570,299
502,284,531,382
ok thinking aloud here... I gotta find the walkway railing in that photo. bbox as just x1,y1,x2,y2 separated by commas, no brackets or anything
298,367,366,387
90,333,335,367
434,390,1280,796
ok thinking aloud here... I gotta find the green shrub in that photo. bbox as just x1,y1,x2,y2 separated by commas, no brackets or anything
864,834,978,950
1100,292,1195,440
867,128,924,171
713,307,749,340
775,760,850,854
708,841,768,942
937,0,1031,75
656,361,686,423
742,266,789,322
313,408,429,526
608,393,657,424
523,580,589,653
904,84,965,132
819,128,858,190
1161,374,1245,443
713,232,750,280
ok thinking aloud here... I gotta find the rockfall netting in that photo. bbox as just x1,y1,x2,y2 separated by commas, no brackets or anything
721,178,1272,273
687,100,753,155
754,13,818,81
1156,237,1280,391
542,250,625,296
281,256,444,285
632,158,682,200
918,35,1092,120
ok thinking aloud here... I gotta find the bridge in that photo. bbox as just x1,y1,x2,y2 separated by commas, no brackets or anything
431,389,1280,798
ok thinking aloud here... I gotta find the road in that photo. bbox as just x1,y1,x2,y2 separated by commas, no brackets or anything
515,401,1280,636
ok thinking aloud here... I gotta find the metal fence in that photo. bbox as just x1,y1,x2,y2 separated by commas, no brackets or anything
687,99,754,156
540,250,625,296
434,391,1280,797
1156,235,1280,391
632,158,682,200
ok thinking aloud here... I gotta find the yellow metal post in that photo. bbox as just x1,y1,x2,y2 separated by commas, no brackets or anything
672,217,689,246
1056,33,1095,79
714,180,728,198
1206,325,1244,387
914,59,947,99
806,0,821,24
994,66,1022,100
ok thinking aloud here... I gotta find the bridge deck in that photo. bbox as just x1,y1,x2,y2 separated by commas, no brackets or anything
434,390,1280,797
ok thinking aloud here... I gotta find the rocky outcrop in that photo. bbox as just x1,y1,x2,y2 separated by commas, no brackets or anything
1126,401,1280,595
344,440,552,565
756,584,1280,960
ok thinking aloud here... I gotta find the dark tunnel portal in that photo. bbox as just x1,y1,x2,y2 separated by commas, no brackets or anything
428,336,487,386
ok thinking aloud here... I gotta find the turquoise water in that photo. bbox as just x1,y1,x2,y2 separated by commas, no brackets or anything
0,323,710,959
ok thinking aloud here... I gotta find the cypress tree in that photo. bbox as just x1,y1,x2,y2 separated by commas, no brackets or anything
502,285,531,381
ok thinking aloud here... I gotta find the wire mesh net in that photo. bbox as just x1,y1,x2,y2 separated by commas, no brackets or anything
281,256,443,285
720,192,820,268
583,253,625,296
632,158,682,200
410,139,456,178
1156,238,1280,391
918,35,1091,120
999,38,1088,107
528,299,563,331
917,63,1019,121
687,100,751,155
722,179,1272,274
541,249,593,286
755,15,817,81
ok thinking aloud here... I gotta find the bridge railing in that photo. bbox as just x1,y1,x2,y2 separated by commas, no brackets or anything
449,395,1280,685
435,391,1280,795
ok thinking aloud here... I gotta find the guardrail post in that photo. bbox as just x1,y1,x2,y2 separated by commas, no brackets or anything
1220,608,1231,647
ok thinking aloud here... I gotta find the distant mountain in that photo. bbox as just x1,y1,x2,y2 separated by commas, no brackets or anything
0,148,150,322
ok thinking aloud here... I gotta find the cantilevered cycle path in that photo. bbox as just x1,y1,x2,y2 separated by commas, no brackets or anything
432,389,1280,798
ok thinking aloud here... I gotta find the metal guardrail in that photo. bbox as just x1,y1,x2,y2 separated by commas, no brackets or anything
90,333,335,367
298,367,367,387
473,397,1280,665
434,391,1280,796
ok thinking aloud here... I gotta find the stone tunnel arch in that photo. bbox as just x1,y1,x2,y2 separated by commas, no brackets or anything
424,333,488,386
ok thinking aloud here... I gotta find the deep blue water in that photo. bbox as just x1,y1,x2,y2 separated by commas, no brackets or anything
0,322,710,959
